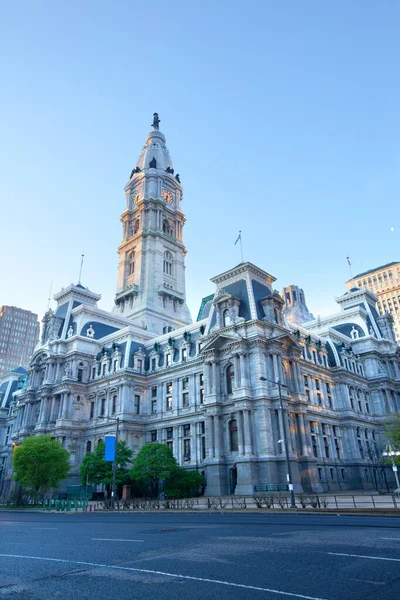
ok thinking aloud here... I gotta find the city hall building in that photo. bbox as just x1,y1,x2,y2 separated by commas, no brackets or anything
1,115,400,496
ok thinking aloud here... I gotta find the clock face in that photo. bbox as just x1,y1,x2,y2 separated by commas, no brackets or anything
162,189,173,204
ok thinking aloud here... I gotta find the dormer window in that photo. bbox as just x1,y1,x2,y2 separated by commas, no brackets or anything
223,309,231,327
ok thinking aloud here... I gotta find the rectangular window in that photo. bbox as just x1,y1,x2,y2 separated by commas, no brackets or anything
151,358,156,371
137,359,142,373
166,353,171,367
182,392,189,407
150,430,157,442
134,394,140,414
183,438,191,461
303,374,309,387
166,427,173,439
166,441,173,450
181,347,187,361
102,364,106,376
182,377,189,390
199,372,204,386
90,402,94,419
113,360,118,372
200,388,204,404
100,397,106,416
152,386,157,398
201,436,206,460
315,379,320,390
166,396,173,410
166,382,172,394
151,399,157,414
112,395,117,415
183,424,191,437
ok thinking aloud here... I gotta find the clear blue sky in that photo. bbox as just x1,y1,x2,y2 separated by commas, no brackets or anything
1,1,399,323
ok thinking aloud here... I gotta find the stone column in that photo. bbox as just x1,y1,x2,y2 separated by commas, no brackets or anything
243,409,253,454
299,412,309,456
62,393,70,419
206,363,212,394
212,362,218,394
234,354,241,387
237,411,245,455
241,353,250,387
214,415,221,458
177,425,183,465
207,416,214,459
277,408,285,453
265,407,275,454
189,374,195,407
272,354,280,382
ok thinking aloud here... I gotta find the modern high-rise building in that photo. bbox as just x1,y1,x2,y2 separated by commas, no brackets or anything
345,262,400,343
0,306,40,377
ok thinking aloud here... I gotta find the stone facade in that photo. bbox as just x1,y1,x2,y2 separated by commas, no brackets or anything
1,118,400,497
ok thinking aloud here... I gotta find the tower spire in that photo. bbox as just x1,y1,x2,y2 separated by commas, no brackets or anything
113,116,192,334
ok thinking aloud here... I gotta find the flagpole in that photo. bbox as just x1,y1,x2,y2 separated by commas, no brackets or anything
239,230,244,263
346,256,355,287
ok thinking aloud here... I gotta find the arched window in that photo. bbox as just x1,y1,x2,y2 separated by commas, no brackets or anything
128,251,135,276
226,364,234,394
223,309,231,327
163,251,173,275
274,308,279,323
86,440,92,453
133,218,140,234
229,420,238,452
162,219,174,237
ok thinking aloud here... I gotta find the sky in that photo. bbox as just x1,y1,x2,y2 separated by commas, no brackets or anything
1,1,399,325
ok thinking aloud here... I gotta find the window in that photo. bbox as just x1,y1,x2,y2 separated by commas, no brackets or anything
229,419,238,452
102,364,107,376
223,309,231,327
303,374,309,387
181,347,187,361
137,359,142,373
183,438,191,460
151,399,157,414
311,435,318,457
317,392,322,406
113,360,118,372
100,397,106,416
182,392,189,407
163,251,173,275
134,394,140,414
315,379,320,390
306,389,311,403
166,383,173,410
318,468,323,482
128,251,135,276
150,430,157,442
112,395,117,414
200,388,204,404
133,218,140,234
86,441,92,453
166,427,173,439
226,364,234,394
166,353,171,367
182,377,188,390
77,368,83,382
90,402,94,419
166,441,173,450
183,424,191,437
151,358,157,371
152,386,157,398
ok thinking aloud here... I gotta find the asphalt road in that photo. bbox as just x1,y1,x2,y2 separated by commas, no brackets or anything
0,511,400,600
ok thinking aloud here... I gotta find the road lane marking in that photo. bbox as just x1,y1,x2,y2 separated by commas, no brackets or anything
92,538,144,542
328,552,400,563
32,528,58,530
381,538,400,541
0,553,328,600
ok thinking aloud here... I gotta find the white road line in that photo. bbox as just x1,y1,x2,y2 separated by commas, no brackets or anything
0,553,328,600
328,552,400,563
32,528,58,530
381,538,400,541
92,538,144,542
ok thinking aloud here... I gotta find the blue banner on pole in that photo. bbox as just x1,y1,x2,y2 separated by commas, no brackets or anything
104,435,116,462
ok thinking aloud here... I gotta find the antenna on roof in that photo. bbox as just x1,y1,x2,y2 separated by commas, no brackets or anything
47,281,53,310
78,253,84,285
346,256,356,288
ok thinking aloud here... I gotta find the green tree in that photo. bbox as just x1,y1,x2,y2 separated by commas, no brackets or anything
79,440,133,487
384,413,400,465
12,435,70,492
129,442,177,496
165,468,205,499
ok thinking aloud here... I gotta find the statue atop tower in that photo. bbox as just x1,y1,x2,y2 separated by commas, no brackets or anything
113,115,192,335
151,112,160,130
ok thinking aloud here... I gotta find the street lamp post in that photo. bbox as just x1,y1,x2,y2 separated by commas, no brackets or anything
99,415,120,509
382,442,400,493
260,376,296,508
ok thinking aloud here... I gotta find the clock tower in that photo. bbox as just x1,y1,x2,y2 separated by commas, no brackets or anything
114,114,192,334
